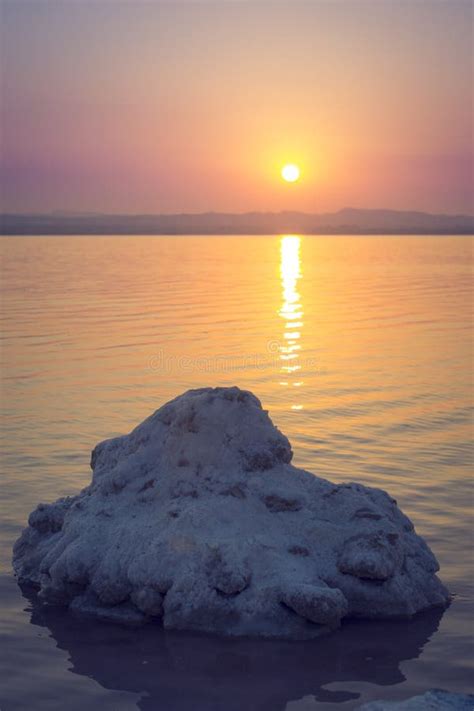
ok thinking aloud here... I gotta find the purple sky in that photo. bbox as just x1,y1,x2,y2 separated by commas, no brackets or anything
1,0,472,214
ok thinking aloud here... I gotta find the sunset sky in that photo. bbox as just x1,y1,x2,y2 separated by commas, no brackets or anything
1,0,472,215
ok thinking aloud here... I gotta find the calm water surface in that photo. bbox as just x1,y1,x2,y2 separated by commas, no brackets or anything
0,235,472,710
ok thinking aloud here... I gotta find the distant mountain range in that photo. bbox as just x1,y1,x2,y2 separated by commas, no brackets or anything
1,208,473,235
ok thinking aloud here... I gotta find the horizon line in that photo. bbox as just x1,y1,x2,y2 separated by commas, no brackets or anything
2,206,474,219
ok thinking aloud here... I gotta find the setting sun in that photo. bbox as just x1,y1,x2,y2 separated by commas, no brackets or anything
281,164,300,183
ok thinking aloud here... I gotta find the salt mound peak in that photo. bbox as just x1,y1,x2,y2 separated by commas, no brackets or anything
13,387,449,639
90,386,293,487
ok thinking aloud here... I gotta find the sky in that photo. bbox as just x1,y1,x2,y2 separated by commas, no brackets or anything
1,0,472,215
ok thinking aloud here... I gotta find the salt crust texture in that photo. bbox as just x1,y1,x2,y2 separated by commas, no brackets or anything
13,387,449,638
357,690,473,710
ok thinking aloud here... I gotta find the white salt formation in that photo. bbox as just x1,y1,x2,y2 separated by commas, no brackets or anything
13,387,449,638
357,690,474,710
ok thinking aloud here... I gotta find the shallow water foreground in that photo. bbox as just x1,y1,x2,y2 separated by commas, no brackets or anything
1,576,465,711
0,234,472,709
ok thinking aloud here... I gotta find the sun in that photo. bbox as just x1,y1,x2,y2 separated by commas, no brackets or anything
281,164,300,182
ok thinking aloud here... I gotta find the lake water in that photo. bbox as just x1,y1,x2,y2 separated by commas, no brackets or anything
0,235,472,710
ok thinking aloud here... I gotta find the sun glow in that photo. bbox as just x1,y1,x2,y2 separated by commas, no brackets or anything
281,164,300,182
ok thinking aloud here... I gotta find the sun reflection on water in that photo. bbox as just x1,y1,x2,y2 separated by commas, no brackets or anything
279,235,304,407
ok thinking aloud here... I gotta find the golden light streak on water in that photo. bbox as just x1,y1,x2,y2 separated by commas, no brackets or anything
279,235,304,406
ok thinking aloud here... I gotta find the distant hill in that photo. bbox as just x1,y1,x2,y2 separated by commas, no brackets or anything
1,208,473,235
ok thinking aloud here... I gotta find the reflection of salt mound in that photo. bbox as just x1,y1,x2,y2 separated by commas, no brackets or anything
13,387,449,639
22,597,446,710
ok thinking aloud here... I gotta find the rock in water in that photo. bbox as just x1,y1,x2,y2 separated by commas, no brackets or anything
357,689,474,710
13,387,449,638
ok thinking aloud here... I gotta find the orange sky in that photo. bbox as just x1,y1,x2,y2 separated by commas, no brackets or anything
1,1,472,214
